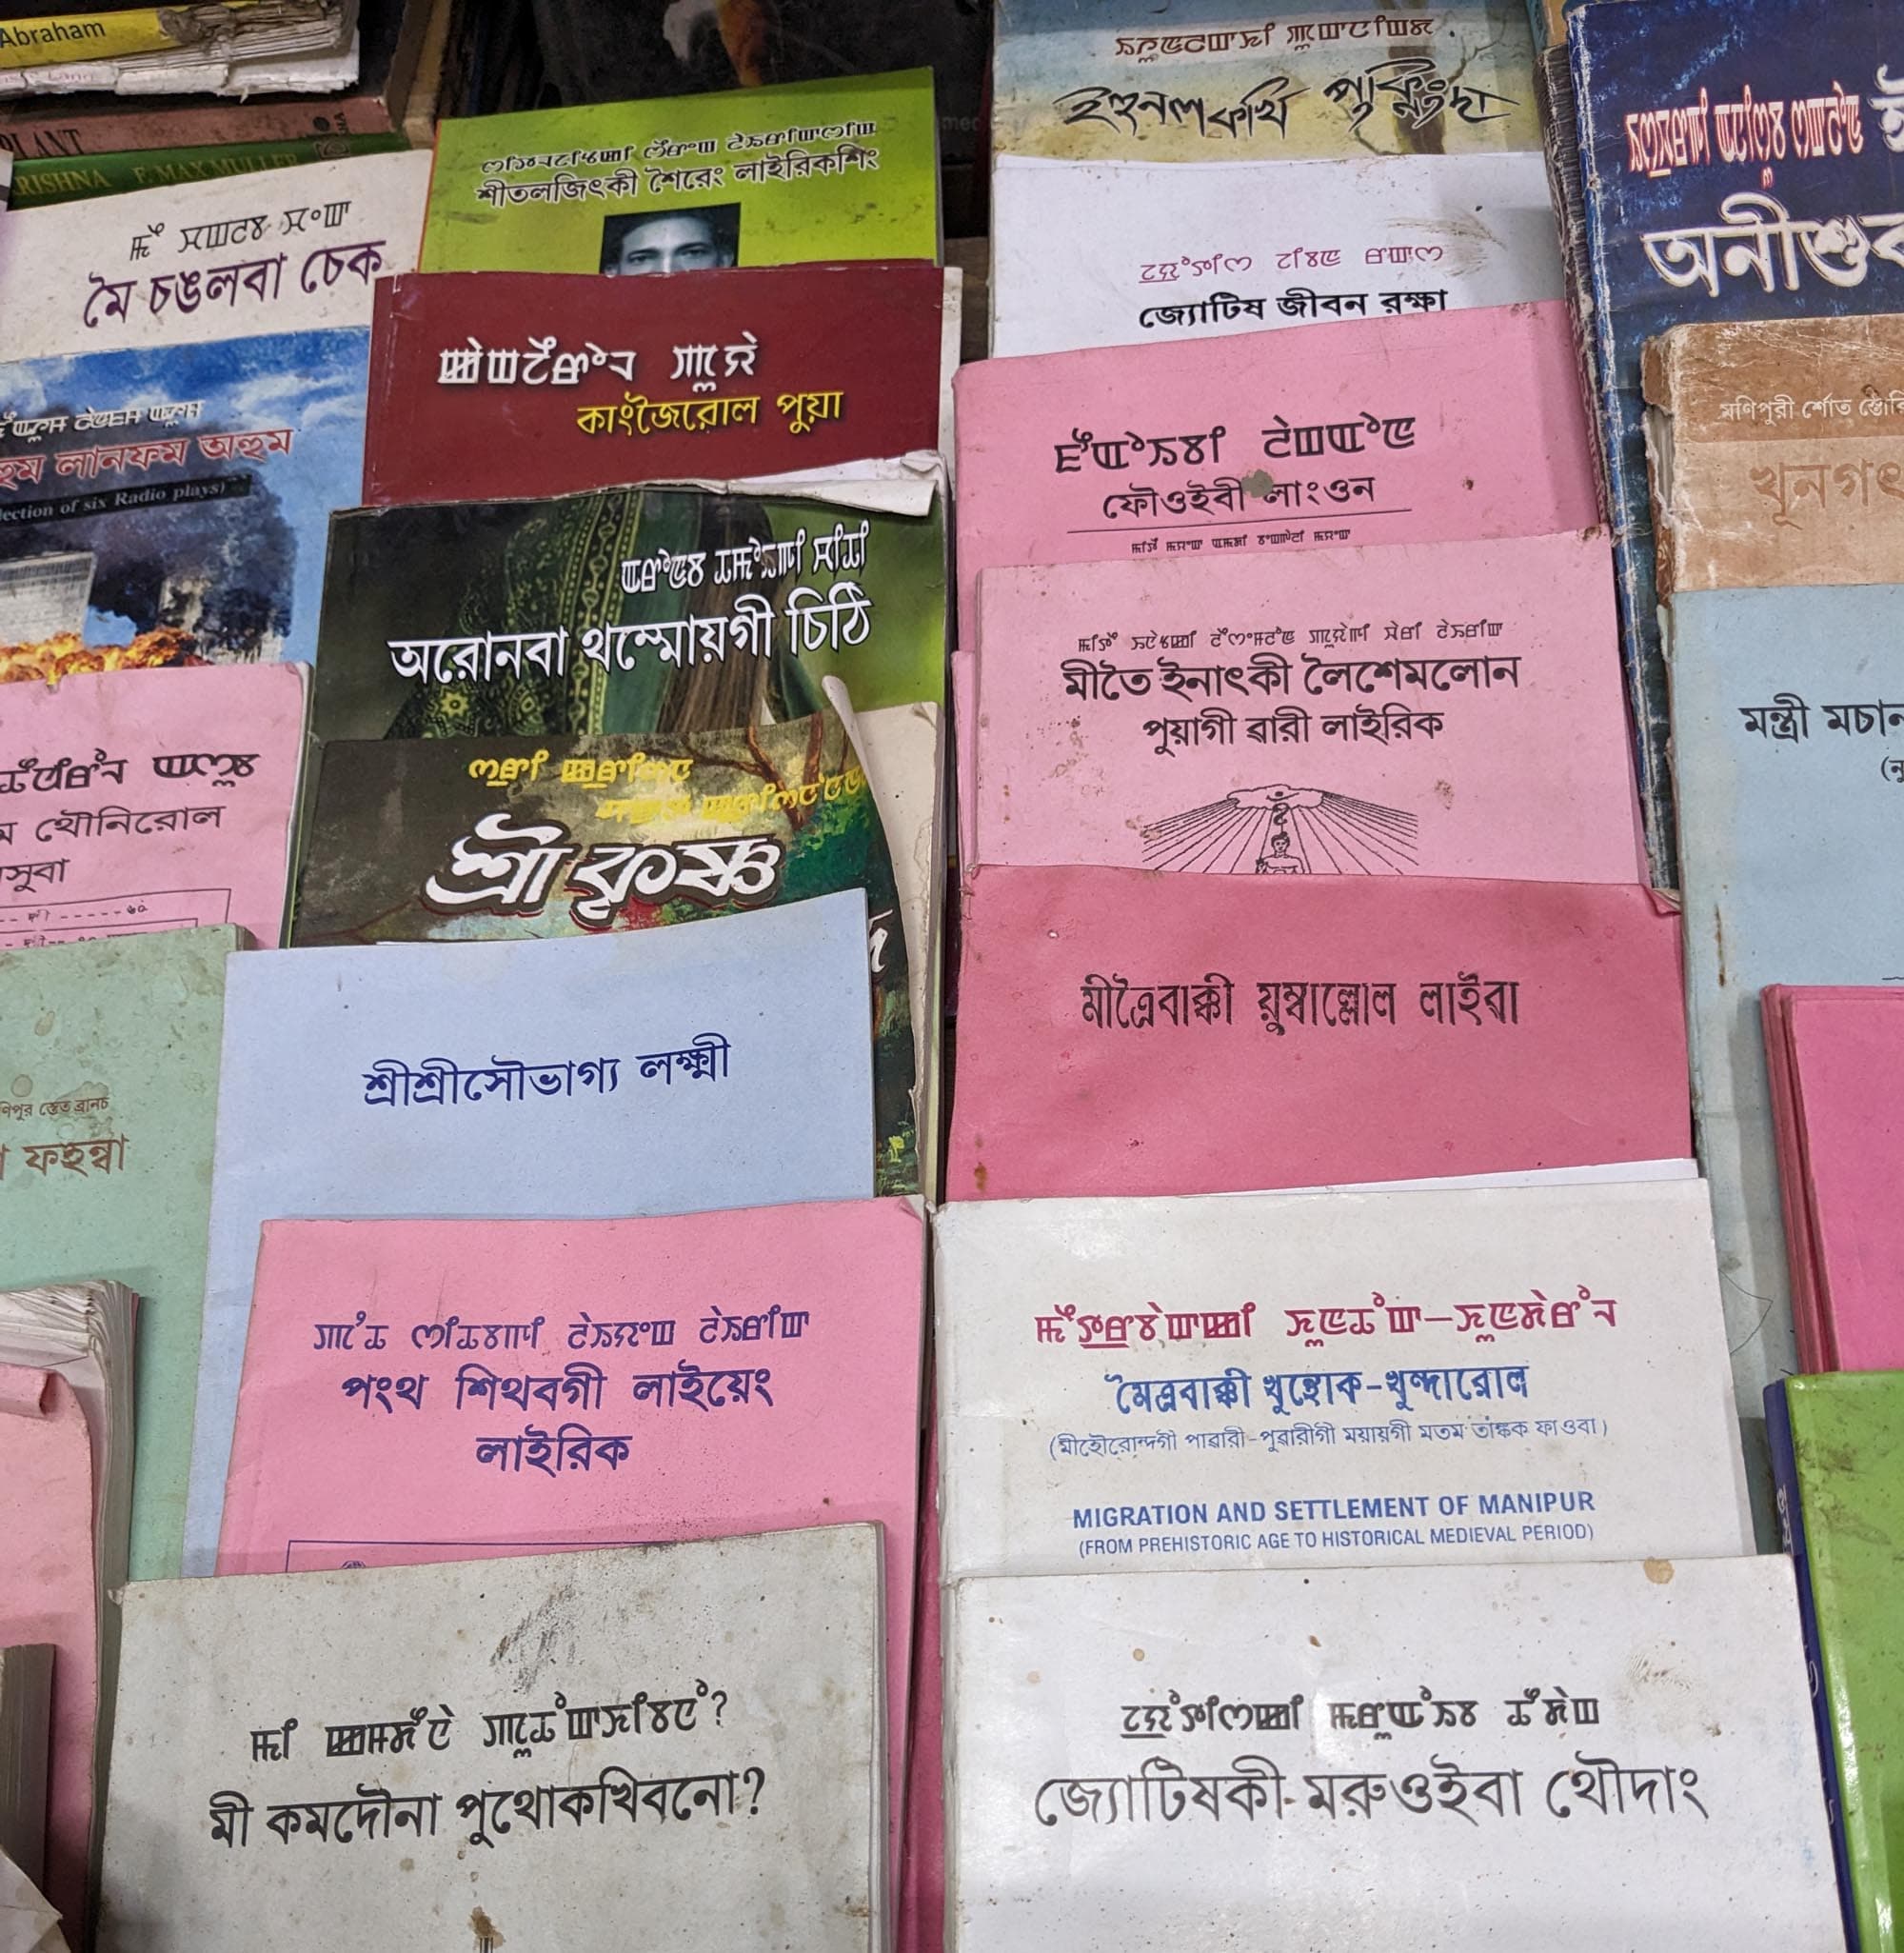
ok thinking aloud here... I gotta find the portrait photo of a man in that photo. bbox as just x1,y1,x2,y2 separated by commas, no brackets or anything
600,203,744,276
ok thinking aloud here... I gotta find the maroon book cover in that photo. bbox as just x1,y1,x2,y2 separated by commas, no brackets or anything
363,261,954,506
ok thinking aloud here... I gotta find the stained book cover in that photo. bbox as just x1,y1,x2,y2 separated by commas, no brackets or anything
0,327,367,684
292,716,920,1193
309,479,948,741
1567,0,1904,882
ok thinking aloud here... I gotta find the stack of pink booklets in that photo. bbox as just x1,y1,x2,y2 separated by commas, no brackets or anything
1764,986,1904,1372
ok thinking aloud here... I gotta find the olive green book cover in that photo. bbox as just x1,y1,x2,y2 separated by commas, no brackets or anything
1786,1369,1904,1953
0,926,239,1582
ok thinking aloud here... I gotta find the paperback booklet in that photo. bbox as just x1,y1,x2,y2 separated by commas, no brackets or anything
0,149,430,363
951,300,1599,646
181,891,878,1575
966,530,1643,882
216,1204,924,1881
990,0,1542,162
0,927,238,1583
989,151,1561,357
291,715,921,1193
313,475,946,740
948,866,1691,1201
0,327,368,681
0,664,306,949
363,263,960,506
935,1180,1753,1582
946,1557,1841,1950
99,1530,885,1953
420,69,941,275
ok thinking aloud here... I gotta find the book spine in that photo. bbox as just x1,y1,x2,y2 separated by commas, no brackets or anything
6,129,406,207
0,87,398,156
1765,1380,1861,1953
0,8,242,70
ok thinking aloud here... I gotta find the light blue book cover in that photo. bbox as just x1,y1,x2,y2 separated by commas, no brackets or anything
1672,584,1904,1445
181,888,874,1574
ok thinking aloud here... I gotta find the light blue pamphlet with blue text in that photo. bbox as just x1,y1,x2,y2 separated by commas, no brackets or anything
181,889,874,1574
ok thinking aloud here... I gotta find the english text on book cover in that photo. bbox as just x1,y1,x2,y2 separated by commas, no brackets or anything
420,69,940,274
0,663,305,947
949,865,1690,1201
181,893,877,1574
364,265,957,506
951,300,1598,641
311,480,947,739
0,150,432,364
989,151,1562,357
935,1180,1753,1585
0,328,368,683
293,717,920,1192
991,0,1541,161
970,531,1642,881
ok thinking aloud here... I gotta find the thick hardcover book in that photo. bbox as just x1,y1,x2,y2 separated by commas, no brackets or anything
951,300,1599,647
0,149,429,361
291,716,921,1192
100,1529,884,1953
1668,584,1904,1423
948,865,1690,1200
967,530,1643,882
992,0,1541,162
990,150,1561,357
1644,315,1904,595
936,1179,1752,1581
311,476,948,738
363,263,957,506
217,1205,923,1883
181,890,877,1573
0,927,237,1584
946,1556,1841,1950
1779,1371,1904,1953
421,69,941,274
1567,0,1904,884
0,327,369,680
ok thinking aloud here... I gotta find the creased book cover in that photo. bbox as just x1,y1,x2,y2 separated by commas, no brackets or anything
292,716,920,1194
311,480,947,739
990,150,1561,357
0,149,431,364
1568,0,1904,883
0,327,367,682
421,69,940,274
364,264,957,506
1644,314,1904,594
992,0,1541,162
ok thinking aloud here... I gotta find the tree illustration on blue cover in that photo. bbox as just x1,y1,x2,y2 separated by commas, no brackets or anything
1140,783,1418,874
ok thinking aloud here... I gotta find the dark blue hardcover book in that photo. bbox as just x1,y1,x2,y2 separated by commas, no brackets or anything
1765,1375,1861,1952
1566,0,1904,885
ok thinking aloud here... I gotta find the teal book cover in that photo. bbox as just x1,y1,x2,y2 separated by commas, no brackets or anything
0,925,238,1581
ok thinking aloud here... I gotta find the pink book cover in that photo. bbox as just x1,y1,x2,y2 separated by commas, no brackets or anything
948,865,1690,1202
950,300,1600,649
0,664,306,949
969,530,1644,883
216,1202,926,1879
1764,987,1904,1373
0,1365,95,1940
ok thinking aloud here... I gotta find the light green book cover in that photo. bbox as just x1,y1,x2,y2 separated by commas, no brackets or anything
1786,1370,1904,1953
0,927,238,1583
421,68,941,274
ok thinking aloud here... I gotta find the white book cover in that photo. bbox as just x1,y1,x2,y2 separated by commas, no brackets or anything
936,1181,1752,1582
947,1556,1839,1952
0,150,430,364
990,150,1561,357
100,1527,883,1953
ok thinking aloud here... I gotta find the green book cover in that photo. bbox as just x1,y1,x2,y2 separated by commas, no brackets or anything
420,68,941,274
1786,1369,1904,1953
8,131,407,209
0,927,238,1583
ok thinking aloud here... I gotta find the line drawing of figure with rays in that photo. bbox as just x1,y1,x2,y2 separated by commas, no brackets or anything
1140,782,1419,875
